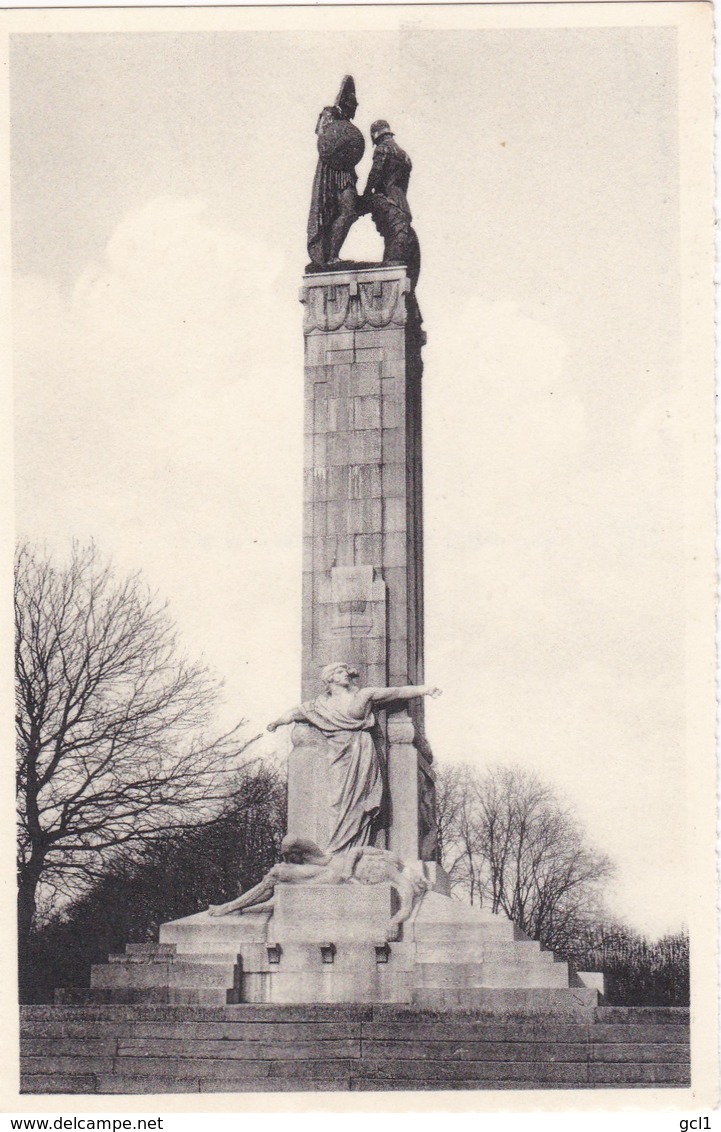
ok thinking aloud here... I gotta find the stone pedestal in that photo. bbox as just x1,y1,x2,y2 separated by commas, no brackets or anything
84,886,600,1009
271,883,393,941
290,265,435,862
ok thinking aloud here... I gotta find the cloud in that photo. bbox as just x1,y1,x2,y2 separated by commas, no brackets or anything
424,299,586,636
14,197,303,709
420,297,686,934
425,296,681,645
15,193,299,476
69,195,289,393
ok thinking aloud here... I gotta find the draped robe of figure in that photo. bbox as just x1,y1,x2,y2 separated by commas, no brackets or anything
298,692,383,854
307,106,364,268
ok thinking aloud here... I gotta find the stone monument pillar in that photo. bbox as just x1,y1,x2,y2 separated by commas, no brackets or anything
288,265,436,865
68,81,602,1016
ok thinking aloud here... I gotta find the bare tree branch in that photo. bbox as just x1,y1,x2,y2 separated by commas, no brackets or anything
16,541,251,942
435,761,615,949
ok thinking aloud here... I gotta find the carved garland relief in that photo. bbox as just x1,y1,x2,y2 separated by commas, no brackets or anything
301,275,410,334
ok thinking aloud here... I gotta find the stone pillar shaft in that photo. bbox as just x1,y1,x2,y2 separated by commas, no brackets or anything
289,265,433,860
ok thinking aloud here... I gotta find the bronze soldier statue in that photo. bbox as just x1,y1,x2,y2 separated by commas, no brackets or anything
360,119,420,288
307,76,365,269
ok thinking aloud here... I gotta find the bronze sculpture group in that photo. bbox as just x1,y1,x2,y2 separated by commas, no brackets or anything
307,75,420,285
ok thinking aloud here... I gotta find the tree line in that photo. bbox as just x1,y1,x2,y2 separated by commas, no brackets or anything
435,762,688,1007
435,762,614,953
22,759,287,1003
15,542,688,1006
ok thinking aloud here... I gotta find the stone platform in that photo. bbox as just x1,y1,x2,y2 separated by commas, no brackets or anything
20,1004,691,1093
76,887,601,1009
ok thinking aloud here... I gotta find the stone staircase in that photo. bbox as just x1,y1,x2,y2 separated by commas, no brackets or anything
81,943,240,1006
410,898,573,1006
54,889,601,1010
19,1004,691,1093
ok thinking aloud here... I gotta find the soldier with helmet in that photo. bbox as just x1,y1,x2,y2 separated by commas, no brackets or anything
360,119,421,288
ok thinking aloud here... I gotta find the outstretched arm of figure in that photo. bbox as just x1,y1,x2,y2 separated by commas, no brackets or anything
208,871,277,917
267,707,306,732
358,684,442,709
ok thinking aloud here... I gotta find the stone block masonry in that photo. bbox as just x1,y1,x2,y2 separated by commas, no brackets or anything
20,1005,690,1093
291,265,431,860
299,266,423,697
72,887,599,1010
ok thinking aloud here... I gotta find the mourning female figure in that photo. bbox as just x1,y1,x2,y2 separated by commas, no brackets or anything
267,663,442,855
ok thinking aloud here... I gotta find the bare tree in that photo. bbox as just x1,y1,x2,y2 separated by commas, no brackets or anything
437,762,615,950
20,757,287,1003
435,763,484,902
16,541,254,946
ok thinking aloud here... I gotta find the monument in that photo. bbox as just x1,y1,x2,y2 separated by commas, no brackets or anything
20,68,699,1100
79,78,602,1010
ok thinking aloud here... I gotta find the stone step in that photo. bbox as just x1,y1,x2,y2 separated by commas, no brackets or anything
32,1016,653,1046
55,988,231,1006
22,1003,688,1027
357,1037,690,1064
412,987,599,1010
362,1019,593,1041
19,1068,691,1094
17,1055,607,1094
118,1038,360,1060
21,1016,601,1043
594,1007,690,1025
413,940,553,964
590,1023,692,1045
587,1062,691,1086
18,1004,689,1095
22,1019,362,1041
108,954,170,966
352,1058,592,1086
31,1003,373,1022
108,951,239,966
23,1037,361,1061
98,1075,348,1094
21,1054,356,1083
415,893,501,919
24,1039,117,1058
21,1074,98,1095
412,961,570,990
352,1079,588,1092
91,961,237,990
361,1038,590,1062
159,910,271,951
412,921,516,943
125,943,177,957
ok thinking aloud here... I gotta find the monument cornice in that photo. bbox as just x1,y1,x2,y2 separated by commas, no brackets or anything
300,264,411,335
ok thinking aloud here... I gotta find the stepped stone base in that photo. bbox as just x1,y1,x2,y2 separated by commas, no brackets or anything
76,887,602,1009
20,1004,691,1094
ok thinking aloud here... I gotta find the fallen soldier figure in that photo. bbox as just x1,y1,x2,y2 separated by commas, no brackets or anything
208,835,428,941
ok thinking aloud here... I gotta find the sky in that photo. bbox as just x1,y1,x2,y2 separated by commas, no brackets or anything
10,19,690,936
